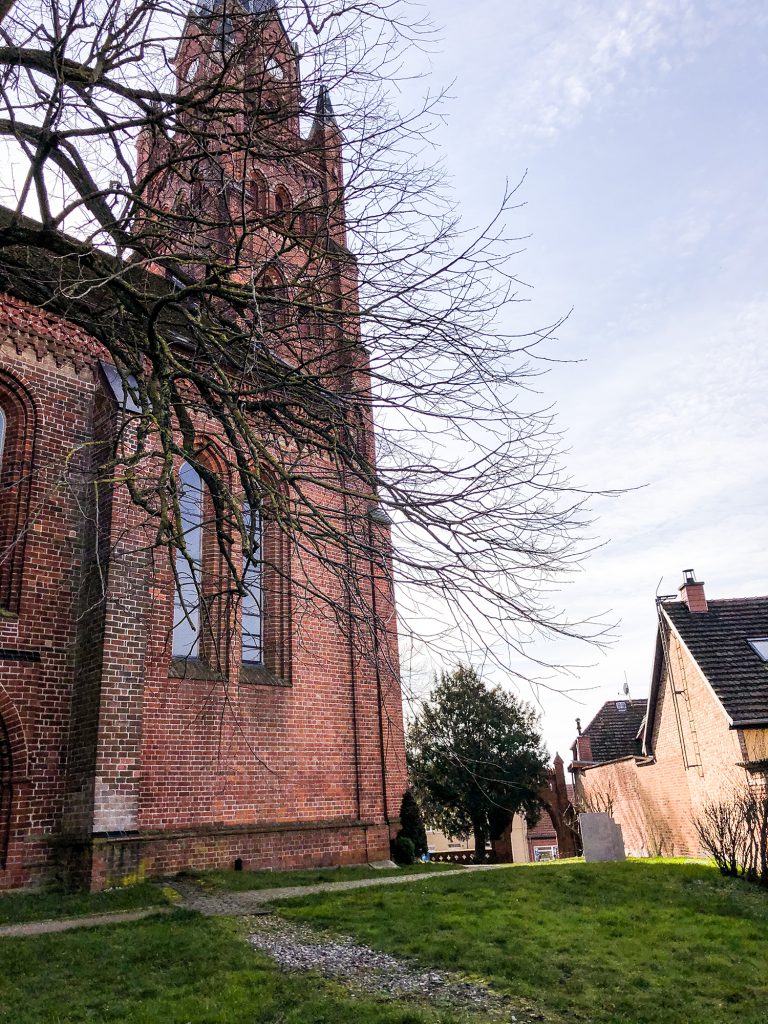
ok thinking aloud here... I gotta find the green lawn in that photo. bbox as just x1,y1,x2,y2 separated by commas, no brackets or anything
278,859,768,1024
0,882,173,925
0,913,470,1024
1,860,766,1024
180,861,460,892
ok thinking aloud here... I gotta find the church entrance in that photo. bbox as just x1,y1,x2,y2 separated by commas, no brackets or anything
0,716,11,868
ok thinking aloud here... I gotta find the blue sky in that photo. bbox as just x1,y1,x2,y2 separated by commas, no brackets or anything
409,0,768,758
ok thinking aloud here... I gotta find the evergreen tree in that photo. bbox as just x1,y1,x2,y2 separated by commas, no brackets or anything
408,665,549,860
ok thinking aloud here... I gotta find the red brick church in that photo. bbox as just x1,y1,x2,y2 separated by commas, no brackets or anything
0,0,407,890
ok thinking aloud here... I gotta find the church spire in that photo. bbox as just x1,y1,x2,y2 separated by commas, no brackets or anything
313,85,339,133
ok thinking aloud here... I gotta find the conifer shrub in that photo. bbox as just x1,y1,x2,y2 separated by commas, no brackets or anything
397,789,429,859
390,835,415,865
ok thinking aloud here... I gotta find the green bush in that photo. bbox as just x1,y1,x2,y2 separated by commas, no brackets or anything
390,835,415,865
397,790,429,859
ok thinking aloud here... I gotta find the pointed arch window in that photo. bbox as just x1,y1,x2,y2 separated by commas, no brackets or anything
0,376,35,614
172,462,203,658
250,172,268,216
241,502,263,664
273,186,292,229
259,267,288,332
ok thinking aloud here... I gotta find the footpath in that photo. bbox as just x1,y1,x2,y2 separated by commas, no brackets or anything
0,863,510,938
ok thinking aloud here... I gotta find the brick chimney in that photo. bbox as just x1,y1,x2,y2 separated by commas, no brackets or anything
679,569,708,613
574,733,593,763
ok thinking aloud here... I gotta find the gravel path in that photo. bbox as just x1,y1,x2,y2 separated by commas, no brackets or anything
247,914,544,1022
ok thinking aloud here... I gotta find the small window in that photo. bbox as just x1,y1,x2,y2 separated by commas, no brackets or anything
533,845,559,862
172,463,203,658
747,638,768,662
241,503,262,664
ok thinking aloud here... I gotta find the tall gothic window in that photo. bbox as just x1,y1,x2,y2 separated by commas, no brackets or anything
172,462,203,658
0,377,35,615
241,503,262,664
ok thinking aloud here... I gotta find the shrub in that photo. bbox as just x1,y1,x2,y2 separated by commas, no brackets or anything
694,783,768,885
390,835,415,865
397,790,429,859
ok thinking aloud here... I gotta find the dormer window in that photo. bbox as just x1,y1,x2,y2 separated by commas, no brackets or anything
747,638,768,662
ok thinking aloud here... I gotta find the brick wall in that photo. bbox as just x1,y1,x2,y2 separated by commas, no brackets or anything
0,287,406,890
580,621,750,858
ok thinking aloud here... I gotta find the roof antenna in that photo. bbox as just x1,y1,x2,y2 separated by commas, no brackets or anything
623,672,630,698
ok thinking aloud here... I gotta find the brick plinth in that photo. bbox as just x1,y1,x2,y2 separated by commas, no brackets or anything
88,819,391,889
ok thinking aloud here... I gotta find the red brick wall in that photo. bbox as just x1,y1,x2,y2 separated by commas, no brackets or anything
0,289,406,890
0,299,102,887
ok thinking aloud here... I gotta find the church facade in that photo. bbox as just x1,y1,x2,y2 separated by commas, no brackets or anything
0,0,407,891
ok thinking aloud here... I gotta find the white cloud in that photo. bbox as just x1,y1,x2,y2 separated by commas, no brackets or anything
474,0,767,142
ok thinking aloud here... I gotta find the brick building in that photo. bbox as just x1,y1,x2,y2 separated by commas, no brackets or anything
0,0,407,890
573,571,768,857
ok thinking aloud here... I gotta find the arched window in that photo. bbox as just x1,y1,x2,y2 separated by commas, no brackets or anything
0,714,11,869
241,502,262,664
0,375,35,614
250,172,268,216
273,186,292,229
172,462,203,658
259,267,288,331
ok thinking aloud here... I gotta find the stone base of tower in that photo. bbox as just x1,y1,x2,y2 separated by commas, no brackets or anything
80,818,393,891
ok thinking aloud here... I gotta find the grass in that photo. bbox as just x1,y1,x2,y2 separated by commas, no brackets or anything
0,912,471,1024
277,859,768,1024
2,860,766,1023
179,860,460,892
0,882,173,925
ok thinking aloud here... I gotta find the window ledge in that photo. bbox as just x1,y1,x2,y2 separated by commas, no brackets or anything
239,663,290,688
169,657,226,682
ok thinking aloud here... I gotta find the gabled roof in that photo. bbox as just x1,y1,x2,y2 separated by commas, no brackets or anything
576,699,648,764
659,596,768,726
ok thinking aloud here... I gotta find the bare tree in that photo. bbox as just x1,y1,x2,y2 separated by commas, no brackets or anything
0,0,605,682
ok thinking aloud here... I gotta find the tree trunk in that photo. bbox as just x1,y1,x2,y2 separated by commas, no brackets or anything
473,820,487,863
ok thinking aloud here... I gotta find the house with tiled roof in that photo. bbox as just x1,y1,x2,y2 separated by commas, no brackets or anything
575,571,768,857
569,698,648,774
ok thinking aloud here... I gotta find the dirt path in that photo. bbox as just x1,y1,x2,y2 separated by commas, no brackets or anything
0,863,513,936
169,863,511,916
0,906,174,938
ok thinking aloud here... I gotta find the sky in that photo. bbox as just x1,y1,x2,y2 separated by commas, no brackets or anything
405,0,768,760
